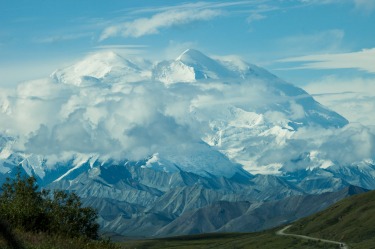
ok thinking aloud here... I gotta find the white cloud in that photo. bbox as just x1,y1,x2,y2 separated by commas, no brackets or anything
93,44,148,57
94,44,148,50
253,122,375,172
299,0,375,13
1,50,375,175
304,75,375,126
298,0,343,4
277,29,345,55
354,0,375,13
247,12,266,23
33,32,93,43
317,124,375,165
124,1,260,15
100,9,221,40
278,48,375,74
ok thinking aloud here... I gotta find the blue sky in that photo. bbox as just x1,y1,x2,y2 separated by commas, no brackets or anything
1,0,375,124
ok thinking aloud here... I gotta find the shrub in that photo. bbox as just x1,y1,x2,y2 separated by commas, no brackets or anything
46,190,99,239
0,171,99,239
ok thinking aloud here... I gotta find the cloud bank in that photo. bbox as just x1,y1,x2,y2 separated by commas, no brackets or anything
304,76,375,126
0,50,374,176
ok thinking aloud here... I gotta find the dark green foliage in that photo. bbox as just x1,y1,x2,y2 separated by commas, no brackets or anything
46,190,99,239
0,229,119,249
0,220,24,249
0,172,48,232
0,171,99,240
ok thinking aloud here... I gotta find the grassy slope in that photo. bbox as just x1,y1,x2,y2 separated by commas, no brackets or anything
121,190,375,249
119,229,337,249
289,190,375,248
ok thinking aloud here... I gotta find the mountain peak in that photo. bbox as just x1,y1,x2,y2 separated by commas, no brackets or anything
153,48,237,84
175,49,221,72
176,49,210,63
51,51,147,86
86,50,122,61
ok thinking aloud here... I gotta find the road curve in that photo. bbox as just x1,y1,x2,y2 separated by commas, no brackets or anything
276,225,348,249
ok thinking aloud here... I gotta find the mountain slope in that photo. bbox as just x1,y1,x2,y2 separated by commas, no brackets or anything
45,162,305,236
120,189,372,248
289,188,375,248
153,185,367,237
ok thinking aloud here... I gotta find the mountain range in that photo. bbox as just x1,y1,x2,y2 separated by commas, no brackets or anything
0,49,374,237
121,188,375,248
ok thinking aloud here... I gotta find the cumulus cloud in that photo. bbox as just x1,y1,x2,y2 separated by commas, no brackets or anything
319,124,375,164
99,9,221,40
1,50,375,176
2,79,185,160
272,123,375,172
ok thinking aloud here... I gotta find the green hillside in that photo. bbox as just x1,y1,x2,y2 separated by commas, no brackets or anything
121,189,375,249
290,189,375,248
120,229,337,249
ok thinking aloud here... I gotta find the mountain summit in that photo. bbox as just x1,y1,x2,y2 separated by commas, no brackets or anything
175,49,235,79
51,51,150,86
153,49,256,83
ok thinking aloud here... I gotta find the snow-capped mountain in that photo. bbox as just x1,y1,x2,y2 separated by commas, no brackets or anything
52,51,151,86
1,49,375,237
1,49,372,179
153,49,238,83
152,49,350,174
